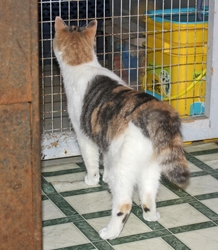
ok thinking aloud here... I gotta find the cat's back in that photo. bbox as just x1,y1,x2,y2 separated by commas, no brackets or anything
81,74,182,150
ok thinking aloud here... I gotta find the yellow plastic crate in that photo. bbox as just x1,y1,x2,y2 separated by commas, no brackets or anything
143,8,208,117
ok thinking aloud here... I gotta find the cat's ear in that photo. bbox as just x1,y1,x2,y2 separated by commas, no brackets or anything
55,16,67,32
83,20,97,38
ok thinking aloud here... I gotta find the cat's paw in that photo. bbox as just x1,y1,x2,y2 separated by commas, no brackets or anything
99,226,120,240
143,211,160,222
85,174,99,186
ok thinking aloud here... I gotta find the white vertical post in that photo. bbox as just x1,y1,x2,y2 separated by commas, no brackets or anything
182,0,218,141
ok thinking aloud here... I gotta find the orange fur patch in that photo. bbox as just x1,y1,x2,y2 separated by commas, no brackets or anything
142,204,148,210
172,135,183,146
54,18,97,66
106,118,129,142
112,85,129,93
104,91,137,141
119,203,131,214
142,204,150,212
91,106,101,133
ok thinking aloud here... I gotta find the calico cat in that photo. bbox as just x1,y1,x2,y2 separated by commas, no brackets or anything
53,17,190,240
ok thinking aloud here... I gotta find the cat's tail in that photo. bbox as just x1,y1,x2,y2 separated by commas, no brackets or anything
157,136,190,186
148,109,190,186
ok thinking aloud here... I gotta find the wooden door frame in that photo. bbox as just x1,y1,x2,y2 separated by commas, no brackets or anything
0,0,41,248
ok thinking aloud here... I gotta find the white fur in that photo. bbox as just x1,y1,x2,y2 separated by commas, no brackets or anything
54,48,161,240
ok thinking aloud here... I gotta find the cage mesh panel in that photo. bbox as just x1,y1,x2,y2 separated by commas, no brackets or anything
39,0,208,134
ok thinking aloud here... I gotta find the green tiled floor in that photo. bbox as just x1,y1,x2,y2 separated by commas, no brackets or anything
42,142,218,250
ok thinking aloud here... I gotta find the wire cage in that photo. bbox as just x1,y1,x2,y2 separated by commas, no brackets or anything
39,0,210,159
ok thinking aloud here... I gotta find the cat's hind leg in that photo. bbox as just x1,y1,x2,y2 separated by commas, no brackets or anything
99,184,133,240
138,162,161,222
99,156,134,239
77,133,100,185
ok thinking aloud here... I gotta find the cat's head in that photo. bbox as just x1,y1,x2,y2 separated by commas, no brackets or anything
53,17,97,66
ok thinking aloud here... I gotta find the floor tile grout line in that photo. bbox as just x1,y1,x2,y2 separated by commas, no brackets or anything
52,242,96,250
162,235,191,250
194,192,218,200
190,171,211,178
188,199,218,222
42,194,49,200
160,178,192,199
42,214,86,227
60,185,109,197
46,192,82,217
42,167,85,177
72,219,104,248
73,220,103,243
92,240,116,250
185,152,216,173
211,173,218,180
168,221,217,234
156,196,196,208
187,148,218,156
41,175,57,194
108,229,171,246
